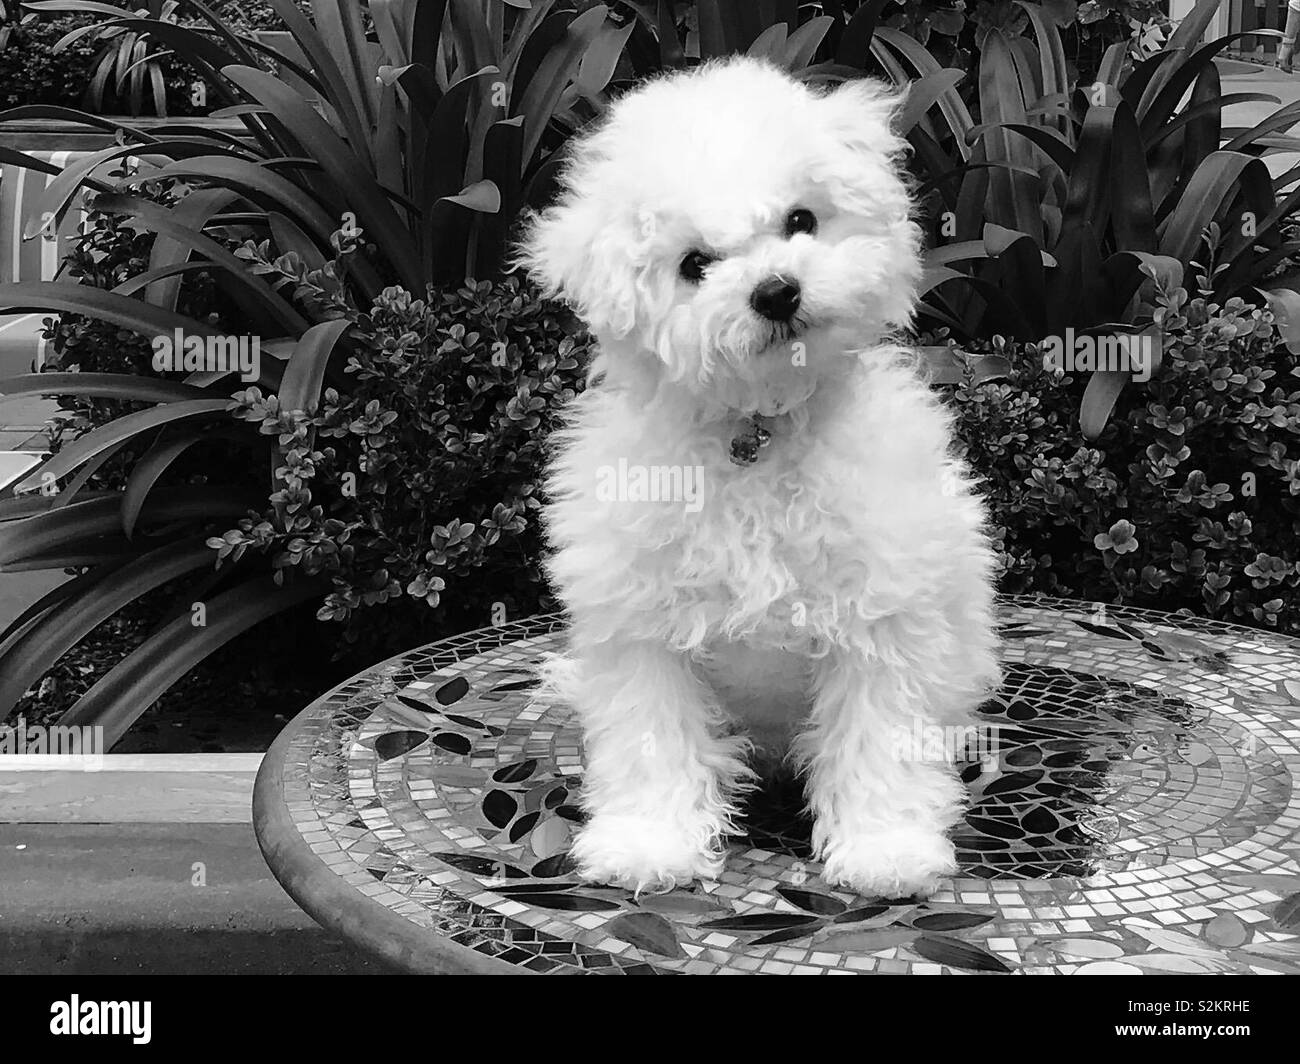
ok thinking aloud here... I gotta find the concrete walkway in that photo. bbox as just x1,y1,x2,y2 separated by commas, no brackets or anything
0,755,388,974
0,823,389,974
1222,64,1300,179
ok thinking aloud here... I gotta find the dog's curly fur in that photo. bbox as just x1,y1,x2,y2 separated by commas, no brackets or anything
516,57,1001,897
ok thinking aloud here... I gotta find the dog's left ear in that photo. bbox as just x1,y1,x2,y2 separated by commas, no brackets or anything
514,162,641,339
817,76,910,160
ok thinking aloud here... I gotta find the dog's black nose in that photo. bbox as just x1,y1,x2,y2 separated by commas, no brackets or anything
750,276,801,322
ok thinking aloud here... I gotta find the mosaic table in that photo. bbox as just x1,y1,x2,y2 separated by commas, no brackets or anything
253,595,1300,975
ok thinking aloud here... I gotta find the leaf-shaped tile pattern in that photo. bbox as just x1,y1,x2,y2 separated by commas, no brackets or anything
636,892,730,917
701,914,822,932
431,852,528,878
394,693,438,714
1273,892,1300,930
492,678,540,693
1072,620,1134,640
529,853,577,878
515,892,622,912
509,810,541,843
434,676,470,705
374,730,429,761
491,883,578,894
776,887,847,915
482,789,518,828
377,699,436,729
1203,914,1249,948
431,732,472,755
1125,926,1223,957
911,912,995,932
529,816,570,859
830,905,891,925
751,922,828,946
607,912,686,958
821,927,918,952
493,759,538,784
911,934,1012,972
1046,938,1125,960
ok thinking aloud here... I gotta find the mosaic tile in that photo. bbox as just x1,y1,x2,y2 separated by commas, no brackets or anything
260,596,1300,974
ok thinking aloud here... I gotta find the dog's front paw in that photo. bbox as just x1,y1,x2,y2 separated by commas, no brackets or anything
819,826,957,899
571,813,724,893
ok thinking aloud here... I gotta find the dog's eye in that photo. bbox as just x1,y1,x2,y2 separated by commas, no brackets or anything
679,250,716,282
784,208,817,237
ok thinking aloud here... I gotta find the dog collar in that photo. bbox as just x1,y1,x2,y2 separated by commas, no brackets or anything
729,413,774,466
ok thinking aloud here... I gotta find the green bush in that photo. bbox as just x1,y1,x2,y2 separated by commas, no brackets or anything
217,275,591,659
945,285,1300,634
0,15,103,110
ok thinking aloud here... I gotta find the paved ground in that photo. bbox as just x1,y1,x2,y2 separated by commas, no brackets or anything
1223,65,1300,178
0,823,389,974
0,759,388,974
0,569,67,636
0,392,54,451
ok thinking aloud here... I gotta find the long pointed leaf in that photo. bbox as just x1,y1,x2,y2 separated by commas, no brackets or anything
0,372,210,403
93,193,309,333
14,399,231,493
1080,368,1128,440
121,429,248,538
0,537,216,715
978,29,1041,243
277,318,351,415
1157,152,1271,264
516,5,608,170
222,65,424,294
0,486,252,567
57,574,329,747
0,282,224,345
0,562,114,652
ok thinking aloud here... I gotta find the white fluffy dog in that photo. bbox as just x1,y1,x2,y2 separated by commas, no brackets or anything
517,57,1001,898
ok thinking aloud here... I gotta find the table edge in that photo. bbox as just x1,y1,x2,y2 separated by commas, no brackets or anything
252,708,533,976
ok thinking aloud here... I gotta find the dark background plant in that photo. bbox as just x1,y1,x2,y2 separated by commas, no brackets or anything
904,0,1300,438
0,0,297,114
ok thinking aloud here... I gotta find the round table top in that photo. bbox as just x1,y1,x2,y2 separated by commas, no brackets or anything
253,595,1300,975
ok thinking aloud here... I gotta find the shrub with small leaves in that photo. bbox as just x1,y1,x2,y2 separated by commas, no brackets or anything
215,276,591,655
945,286,1300,633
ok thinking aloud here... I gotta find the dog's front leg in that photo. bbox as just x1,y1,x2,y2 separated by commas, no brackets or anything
799,649,967,898
566,638,753,892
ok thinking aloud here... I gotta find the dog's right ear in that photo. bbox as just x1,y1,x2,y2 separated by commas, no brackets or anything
514,163,640,339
